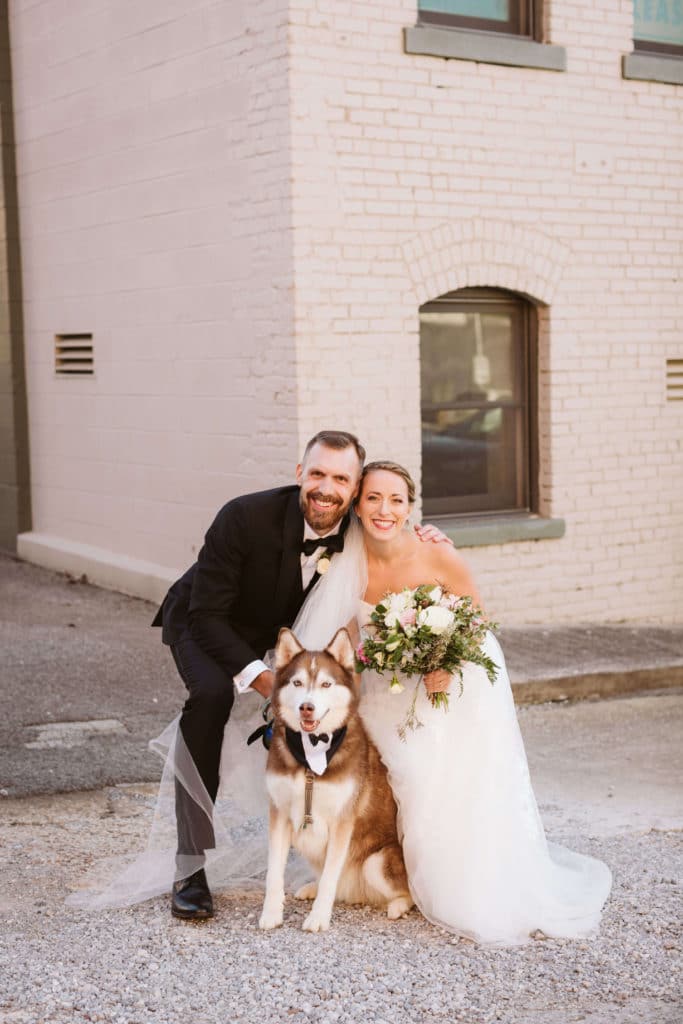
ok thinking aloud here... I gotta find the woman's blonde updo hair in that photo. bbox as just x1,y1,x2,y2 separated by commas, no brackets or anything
358,460,416,504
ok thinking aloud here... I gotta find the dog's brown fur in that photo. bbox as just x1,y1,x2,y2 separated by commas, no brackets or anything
259,627,412,932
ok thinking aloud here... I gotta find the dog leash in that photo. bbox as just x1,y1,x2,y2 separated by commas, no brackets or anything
302,769,315,829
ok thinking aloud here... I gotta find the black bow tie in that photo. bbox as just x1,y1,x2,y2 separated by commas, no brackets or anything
308,733,330,746
300,533,344,557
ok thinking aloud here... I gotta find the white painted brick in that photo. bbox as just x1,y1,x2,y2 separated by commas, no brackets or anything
288,2,683,622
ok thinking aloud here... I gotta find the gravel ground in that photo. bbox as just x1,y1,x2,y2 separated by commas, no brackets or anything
1,800,680,1024
1,695,681,1024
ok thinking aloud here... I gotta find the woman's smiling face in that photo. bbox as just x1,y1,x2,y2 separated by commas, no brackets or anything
356,469,412,541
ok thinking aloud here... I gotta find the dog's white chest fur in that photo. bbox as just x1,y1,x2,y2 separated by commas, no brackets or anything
267,771,356,860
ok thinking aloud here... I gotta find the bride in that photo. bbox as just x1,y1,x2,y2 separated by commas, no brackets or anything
295,459,612,945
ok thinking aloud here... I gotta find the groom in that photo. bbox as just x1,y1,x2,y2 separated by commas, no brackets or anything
154,429,447,920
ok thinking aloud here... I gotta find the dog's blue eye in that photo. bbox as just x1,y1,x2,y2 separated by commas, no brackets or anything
292,679,303,687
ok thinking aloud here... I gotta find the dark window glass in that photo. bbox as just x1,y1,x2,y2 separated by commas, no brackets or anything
633,0,683,55
417,0,537,38
420,289,536,517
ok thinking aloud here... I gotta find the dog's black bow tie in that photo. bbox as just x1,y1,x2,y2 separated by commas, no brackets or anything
308,733,330,746
300,534,344,557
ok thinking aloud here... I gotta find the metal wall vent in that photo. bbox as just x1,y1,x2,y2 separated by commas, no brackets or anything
55,334,94,376
666,359,683,402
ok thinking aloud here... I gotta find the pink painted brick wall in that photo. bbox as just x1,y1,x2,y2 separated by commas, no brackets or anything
10,0,298,568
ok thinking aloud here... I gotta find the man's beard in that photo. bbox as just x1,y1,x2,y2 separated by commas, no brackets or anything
299,490,346,533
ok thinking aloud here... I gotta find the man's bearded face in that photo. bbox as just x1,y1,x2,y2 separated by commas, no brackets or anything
296,443,361,534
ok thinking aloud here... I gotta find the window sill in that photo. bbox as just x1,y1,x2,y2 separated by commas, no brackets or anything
403,24,566,72
437,514,566,548
622,52,683,86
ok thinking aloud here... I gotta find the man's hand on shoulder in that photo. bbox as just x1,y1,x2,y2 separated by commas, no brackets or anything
251,669,275,699
414,523,454,546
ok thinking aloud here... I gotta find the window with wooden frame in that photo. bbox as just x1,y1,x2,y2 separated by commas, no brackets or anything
417,0,541,39
420,289,537,518
633,0,683,57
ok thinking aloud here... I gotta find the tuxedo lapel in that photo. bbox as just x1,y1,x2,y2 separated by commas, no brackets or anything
302,570,320,600
273,490,305,625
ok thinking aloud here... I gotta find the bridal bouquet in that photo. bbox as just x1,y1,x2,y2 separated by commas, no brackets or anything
355,585,498,739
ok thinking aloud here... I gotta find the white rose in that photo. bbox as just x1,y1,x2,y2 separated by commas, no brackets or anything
428,586,443,604
417,605,455,634
384,610,401,628
387,590,413,614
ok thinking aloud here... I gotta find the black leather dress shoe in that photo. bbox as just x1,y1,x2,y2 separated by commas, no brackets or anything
171,868,214,921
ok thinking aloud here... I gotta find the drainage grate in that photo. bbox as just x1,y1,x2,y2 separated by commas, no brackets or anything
666,359,683,402
55,333,94,376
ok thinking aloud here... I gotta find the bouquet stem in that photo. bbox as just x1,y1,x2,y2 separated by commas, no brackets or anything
427,691,450,712
397,680,424,742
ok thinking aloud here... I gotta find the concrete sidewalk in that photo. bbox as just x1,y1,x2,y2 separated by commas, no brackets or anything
500,621,683,702
1,550,682,798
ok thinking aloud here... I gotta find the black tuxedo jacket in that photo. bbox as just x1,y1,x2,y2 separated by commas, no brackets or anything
153,485,330,679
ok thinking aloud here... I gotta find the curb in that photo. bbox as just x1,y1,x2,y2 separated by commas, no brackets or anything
512,665,683,705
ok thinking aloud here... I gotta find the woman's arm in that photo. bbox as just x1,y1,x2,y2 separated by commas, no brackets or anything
428,545,482,606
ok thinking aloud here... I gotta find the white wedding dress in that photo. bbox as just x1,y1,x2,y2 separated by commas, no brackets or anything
357,600,612,945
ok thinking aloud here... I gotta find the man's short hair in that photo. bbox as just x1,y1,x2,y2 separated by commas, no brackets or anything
302,430,366,467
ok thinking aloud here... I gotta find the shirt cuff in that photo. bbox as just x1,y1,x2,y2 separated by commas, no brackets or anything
234,659,269,694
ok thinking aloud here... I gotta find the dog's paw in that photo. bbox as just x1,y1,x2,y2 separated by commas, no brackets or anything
302,909,331,933
387,895,413,920
295,882,318,901
258,905,284,930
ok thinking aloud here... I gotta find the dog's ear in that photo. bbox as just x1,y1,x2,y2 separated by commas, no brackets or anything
325,627,355,675
275,628,304,669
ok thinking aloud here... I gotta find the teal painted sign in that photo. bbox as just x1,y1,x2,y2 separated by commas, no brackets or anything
419,0,509,20
634,0,683,45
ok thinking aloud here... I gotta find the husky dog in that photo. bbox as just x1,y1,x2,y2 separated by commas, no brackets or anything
259,627,413,933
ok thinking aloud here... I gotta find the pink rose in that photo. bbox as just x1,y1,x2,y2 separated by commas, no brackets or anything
356,643,370,666
399,609,417,627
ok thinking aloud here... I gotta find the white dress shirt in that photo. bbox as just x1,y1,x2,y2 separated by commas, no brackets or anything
233,521,342,694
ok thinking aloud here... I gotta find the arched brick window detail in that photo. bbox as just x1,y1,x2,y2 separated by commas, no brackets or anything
420,287,537,517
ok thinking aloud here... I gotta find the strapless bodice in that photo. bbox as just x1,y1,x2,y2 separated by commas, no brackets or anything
358,599,374,628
